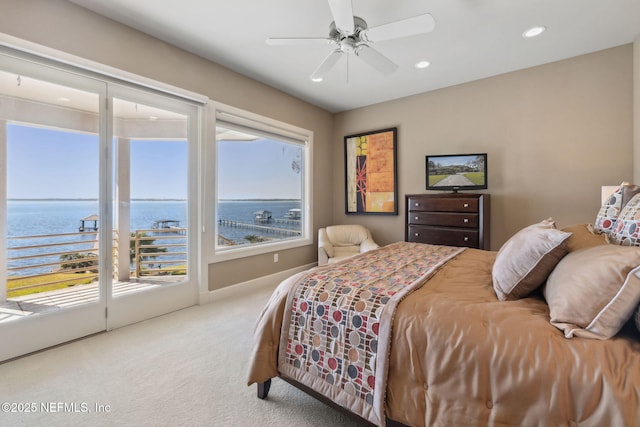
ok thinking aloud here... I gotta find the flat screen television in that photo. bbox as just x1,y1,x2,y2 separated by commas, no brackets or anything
426,153,487,192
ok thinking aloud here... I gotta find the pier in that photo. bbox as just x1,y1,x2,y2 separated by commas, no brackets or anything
218,219,301,237
273,218,302,226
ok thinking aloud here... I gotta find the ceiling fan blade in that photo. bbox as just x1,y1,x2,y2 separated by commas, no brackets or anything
310,49,344,81
266,37,333,46
354,44,398,75
364,13,435,43
328,0,354,35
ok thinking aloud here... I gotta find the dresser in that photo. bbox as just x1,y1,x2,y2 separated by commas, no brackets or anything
405,193,490,249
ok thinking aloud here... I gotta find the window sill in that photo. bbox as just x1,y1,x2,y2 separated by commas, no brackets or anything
210,237,313,263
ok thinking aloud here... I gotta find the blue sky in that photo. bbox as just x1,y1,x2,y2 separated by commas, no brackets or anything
217,139,302,200
7,124,301,200
431,155,481,167
7,124,187,199
7,124,100,199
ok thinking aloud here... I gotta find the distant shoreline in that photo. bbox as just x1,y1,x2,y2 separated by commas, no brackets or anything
9,198,298,202
8,198,187,202
219,198,300,202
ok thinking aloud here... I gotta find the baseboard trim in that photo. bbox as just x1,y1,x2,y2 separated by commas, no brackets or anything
198,262,316,305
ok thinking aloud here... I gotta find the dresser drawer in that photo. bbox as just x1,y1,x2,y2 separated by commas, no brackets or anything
409,212,478,228
408,197,478,213
405,193,490,250
408,225,479,248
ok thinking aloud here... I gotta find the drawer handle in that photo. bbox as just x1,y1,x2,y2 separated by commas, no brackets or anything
415,233,420,237
463,203,469,208
463,218,469,223
464,237,469,242
415,216,419,220
415,203,419,207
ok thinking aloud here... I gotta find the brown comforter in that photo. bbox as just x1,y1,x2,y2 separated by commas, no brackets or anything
248,248,640,426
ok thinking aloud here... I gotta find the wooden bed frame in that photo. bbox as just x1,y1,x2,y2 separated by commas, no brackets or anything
256,377,409,427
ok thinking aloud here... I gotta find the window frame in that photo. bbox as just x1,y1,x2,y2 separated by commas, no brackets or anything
207,102,313,263
0,43,204,354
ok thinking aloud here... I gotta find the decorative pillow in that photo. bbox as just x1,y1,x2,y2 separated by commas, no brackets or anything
492,218,571,301
561,224,608,252
622,184,640,207
544,244,640,339
593,185,623,235
610,193,640,246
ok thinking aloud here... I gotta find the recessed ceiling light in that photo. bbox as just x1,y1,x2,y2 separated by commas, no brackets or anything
415,60,431,69
58,97,71,102
149,116,158,121
523,26,546,38
311,77,323,82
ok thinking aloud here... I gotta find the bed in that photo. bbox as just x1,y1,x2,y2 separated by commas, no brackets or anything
247,188,640,426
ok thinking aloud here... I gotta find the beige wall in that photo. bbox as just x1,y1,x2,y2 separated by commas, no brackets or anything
333,45,634,250
0,0,334,291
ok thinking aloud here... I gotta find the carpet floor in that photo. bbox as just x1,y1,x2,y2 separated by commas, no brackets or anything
0,283,360,426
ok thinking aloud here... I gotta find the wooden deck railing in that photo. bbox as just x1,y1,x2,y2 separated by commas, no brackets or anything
7,231,104,294
6,228,187,297
133,228,187,277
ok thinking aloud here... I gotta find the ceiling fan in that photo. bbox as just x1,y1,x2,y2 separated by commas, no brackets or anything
266,0,435,81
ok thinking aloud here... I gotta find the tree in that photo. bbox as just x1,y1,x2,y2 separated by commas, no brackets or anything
59,252,98,273
130,232,166,263
244,234,268,243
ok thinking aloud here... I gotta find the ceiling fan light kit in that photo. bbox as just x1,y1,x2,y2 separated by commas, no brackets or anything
267,0,435,82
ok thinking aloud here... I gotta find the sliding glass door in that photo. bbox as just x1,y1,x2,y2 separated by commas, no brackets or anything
106,85,198,330
0,52,199,361
0,54,107,360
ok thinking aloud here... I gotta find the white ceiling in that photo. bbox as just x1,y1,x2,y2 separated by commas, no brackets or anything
67,0,640,113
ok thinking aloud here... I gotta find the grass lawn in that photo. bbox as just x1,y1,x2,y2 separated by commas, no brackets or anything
463,172,486,185
7,272,96,298
428,175,448,186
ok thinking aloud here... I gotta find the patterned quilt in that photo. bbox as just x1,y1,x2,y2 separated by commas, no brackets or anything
278,242,465,426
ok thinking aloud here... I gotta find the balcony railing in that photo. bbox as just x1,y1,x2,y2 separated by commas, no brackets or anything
133,228,187,277
7,231,103,296
6,229,187,299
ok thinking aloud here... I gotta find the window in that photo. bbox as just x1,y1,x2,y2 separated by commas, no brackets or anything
212,109,312,260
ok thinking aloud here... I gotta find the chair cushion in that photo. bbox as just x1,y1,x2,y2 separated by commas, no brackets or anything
326,225,370,246
332,246,361,259
328,255,356,264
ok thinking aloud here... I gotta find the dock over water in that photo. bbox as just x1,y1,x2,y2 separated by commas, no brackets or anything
218,219,301,236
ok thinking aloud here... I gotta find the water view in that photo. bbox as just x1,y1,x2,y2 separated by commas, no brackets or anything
217,199,302,243
6,199,301,275
7,199,187,237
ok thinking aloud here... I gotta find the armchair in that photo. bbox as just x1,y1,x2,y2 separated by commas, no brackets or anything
318,225,380,266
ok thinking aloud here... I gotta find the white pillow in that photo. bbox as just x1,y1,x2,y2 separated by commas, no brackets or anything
544,244,640,339
492,218,571,301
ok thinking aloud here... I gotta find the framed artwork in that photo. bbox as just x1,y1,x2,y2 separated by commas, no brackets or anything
344,127,398,215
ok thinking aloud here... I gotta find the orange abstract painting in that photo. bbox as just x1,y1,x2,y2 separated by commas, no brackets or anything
345,128,397,214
